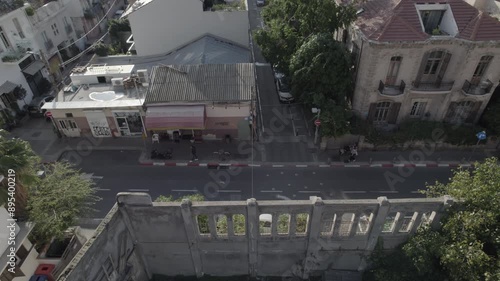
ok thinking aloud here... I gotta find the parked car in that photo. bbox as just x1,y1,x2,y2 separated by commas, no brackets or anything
272,64,284,80
256,0,265,7
28,96,54,117
276,76,294,103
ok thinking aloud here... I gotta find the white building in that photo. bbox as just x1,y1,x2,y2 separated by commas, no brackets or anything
347,0,500,126
0,206,38,281
124,0,250,56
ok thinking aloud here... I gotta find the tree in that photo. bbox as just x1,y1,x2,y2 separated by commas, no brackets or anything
94,42,109,57
0,130,40,217
366,157,500,281
108,18,131,39
254,0,357,75
27,162,101,245
12,85,27,104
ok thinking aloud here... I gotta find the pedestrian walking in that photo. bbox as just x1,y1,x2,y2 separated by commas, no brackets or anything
190,144,198,162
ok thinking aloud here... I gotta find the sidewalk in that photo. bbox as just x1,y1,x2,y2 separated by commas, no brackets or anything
9,118,497,168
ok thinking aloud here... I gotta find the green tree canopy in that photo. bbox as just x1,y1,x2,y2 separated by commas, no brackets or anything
254,0,357,75
108,18,131,39
366,157,500,281
481,100,500,135
27,162,101,244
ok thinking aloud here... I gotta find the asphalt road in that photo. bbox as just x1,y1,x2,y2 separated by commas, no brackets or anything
63,151,455,218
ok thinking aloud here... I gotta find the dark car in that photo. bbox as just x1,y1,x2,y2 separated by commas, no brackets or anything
28,96,54,117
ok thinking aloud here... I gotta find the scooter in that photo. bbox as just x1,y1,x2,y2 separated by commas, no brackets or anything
151,149,173,160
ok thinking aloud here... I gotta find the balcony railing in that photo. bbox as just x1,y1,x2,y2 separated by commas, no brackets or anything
411,81,454,92
44,39,54,51
378,80,406,96
65,24,73,34
462,79,493,96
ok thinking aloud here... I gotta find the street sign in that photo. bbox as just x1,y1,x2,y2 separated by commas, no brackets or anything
476,131,486,140
314,119,321,126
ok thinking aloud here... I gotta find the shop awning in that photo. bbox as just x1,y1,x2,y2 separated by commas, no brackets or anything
145,105,205,130
22,61,45,76
0,81,17,94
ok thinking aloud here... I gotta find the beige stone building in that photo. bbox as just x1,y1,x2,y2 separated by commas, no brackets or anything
347,0,500,127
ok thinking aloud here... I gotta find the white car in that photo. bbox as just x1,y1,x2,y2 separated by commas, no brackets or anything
256,0,265,7
276,76,294,103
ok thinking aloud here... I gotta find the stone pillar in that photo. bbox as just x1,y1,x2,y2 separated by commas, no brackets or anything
430,195,454,230
302,197,324,279
180,199,204,278
247,198,259,277
358,196,390,271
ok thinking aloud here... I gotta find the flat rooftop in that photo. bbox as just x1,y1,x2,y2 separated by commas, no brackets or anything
70,64,135,77
43,83,146,110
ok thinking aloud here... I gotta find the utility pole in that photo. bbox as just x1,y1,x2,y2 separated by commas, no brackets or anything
312,108,321,144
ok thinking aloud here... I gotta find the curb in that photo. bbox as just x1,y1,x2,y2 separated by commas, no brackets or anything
138,161,474,168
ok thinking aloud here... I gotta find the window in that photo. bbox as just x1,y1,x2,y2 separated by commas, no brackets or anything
51,24,59,36
374,102,391,122
63,17,69,27
65,113,73,118
454,101,474,122
58,120,77,129
42,31,49,43
472,56,493,84
424,51,444,75
410,101,427,117
13,18,24,39
420,10,445,34
386,56,402,85
0,26,11,49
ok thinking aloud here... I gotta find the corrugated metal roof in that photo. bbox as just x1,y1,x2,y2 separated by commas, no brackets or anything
145,64,255,104
356,0,500,42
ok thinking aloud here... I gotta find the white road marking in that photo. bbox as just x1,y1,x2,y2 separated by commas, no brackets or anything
319,165,330,168
96,188,111,191
371,190,398,193
172,189,198,192
177,163,188,166
393,163,405,167
92,176,104,179
273,165,284,168
276,195,291,200
345,164,361,167
261,190,283,193
128,189,149,192
320,183,323,186
343,191,367,194
249,164,261,167
199,163,208,167
298,190,321,193
370,164,382,167
153,162,165,166
296,165,307,168
415,163,426,167
218,190,241,193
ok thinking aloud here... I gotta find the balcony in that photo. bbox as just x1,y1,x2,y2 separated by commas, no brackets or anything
65,24,73,34
462,79,493,96
378,80,406,96
45,39,54,51
411,81,454,93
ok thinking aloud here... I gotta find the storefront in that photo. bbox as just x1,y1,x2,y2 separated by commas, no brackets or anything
113,111,143,136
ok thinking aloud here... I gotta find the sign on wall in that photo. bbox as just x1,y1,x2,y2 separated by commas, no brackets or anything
85,111,112,137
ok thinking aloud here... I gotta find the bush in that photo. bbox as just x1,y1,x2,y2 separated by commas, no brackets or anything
93,43,109,57
25,6,34,16
2,55,19,62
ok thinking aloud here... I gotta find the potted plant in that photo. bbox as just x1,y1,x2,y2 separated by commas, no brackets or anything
25,6,34,16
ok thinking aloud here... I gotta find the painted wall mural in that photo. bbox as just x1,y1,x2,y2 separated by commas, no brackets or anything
85,111,112,137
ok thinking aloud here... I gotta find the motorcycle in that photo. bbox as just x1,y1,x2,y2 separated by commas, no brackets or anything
151,149,173,160
339,143,358,163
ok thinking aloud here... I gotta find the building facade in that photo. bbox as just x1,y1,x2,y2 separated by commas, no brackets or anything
43,64,146,138
349,0,500,127
124,0,250,56
144,64,256,140
55,193,453,281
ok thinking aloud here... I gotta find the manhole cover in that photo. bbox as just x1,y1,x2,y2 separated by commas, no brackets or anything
31,132,41,137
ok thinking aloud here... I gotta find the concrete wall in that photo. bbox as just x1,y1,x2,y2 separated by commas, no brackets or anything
0,63,35,108
352,35,500,124
57,193,453,281
128,0,249,56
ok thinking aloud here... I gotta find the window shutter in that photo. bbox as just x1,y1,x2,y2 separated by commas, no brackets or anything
367,103,377,122
387,102,401,124
444,102,458,122
414,52,430,88
436,52,452,86
465,101,482,123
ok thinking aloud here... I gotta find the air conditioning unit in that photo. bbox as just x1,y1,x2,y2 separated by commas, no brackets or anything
137,69,149,86
111,77,124,86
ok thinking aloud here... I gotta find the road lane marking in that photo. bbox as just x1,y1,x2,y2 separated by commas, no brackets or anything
370,190,398,193
343,191,367,194
177,163,188,166
298,190,321,193
199,163,207,167
296,165,307,168
273,165,284,167
249,164,261,167
319,165,330,168
344,164,360,167
255,62,270,66
153,162,165,166
438,164,449,167
415,163,426,167
96,188,110,191
128,189,149,192
218,190,241,193
261,190,283,193
171,189,198,192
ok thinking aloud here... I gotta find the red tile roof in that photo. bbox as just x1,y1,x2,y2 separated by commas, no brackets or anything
355,0,500,42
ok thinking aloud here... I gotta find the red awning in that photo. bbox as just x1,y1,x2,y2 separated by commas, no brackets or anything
145,105,205,130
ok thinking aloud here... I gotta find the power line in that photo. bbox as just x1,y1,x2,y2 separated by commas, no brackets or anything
60,31,109,67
